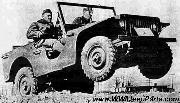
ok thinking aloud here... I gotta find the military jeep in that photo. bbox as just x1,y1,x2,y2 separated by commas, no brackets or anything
1,2,176,97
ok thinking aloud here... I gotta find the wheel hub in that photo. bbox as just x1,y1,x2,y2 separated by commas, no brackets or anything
92,52,102,66
20,77,31,96
88,47,106,70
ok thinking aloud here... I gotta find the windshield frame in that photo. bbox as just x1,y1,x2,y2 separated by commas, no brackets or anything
57,2,116,25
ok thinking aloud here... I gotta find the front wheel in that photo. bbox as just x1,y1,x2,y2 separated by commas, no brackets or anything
14,67,38,98
138,41,172,79
81,36,116,82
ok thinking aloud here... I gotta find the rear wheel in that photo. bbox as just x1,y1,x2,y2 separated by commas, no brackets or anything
81,36,116,82
138,41,172,79
14,67,38,98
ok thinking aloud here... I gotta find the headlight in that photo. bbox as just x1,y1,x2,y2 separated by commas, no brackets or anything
119,20,125,28
152,24,157,30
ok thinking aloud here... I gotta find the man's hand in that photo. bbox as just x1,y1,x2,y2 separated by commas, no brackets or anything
34,39,45,48
55,23,61,28
36,31,43,38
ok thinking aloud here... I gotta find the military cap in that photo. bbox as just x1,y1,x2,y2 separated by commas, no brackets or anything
83,7,93,13
42,9,52,15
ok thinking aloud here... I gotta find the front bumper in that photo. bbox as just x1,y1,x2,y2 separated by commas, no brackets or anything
117,36,176,42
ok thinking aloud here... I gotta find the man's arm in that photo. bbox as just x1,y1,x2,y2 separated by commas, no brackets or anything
26,22,43,39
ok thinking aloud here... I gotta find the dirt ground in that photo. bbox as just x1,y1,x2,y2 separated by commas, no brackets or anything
0,90,180,103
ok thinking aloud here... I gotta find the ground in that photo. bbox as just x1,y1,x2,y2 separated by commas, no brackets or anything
0,90,180,103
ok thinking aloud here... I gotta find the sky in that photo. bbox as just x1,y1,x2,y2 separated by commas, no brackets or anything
0,0,180,91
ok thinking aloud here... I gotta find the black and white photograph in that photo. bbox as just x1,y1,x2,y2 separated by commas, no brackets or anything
0,0,180,102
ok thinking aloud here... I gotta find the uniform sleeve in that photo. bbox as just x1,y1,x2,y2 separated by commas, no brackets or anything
26,22,41,39
72,17,82,24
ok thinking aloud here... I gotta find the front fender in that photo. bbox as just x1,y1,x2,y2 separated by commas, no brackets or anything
74,17,124,62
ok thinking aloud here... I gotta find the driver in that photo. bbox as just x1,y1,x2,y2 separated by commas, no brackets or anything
27,9,63,52
72,7,93,25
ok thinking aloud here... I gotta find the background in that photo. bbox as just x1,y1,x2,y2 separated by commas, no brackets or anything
0,0,180,92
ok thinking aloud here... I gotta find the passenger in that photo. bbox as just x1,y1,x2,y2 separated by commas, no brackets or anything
27,9,63,52
72,7,93,25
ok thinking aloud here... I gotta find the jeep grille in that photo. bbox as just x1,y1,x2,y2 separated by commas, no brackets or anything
119,14,161,36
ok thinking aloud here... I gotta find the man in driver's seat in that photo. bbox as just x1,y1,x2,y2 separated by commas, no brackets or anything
73,7,93,25
27,9,63,52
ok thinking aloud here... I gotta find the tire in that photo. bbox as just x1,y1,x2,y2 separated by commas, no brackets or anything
138,41,172,79
14,67,38,98
81,36,115,82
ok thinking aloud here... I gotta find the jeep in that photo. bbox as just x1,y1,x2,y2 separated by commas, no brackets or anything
1,2,176,98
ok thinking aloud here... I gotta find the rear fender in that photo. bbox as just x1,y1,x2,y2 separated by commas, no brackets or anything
7,57,32,82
